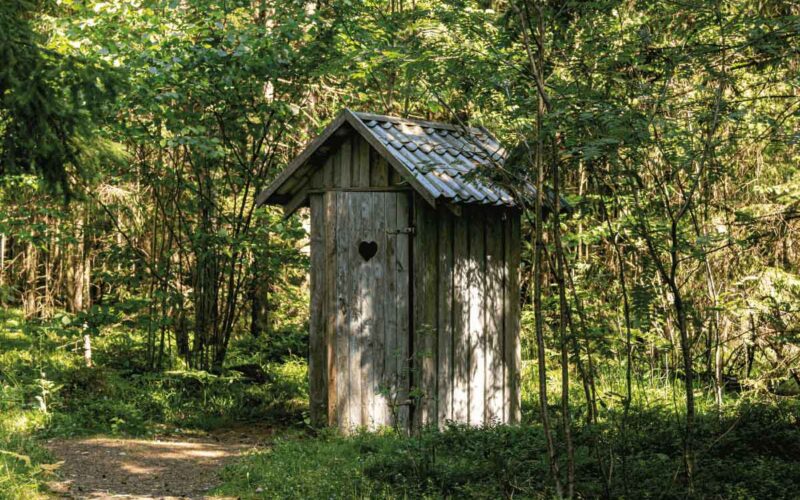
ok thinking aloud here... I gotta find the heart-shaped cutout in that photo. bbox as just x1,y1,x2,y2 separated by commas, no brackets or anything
358,241,378,261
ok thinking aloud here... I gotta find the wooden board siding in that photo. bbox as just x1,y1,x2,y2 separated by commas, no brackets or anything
485,210,505,423
467,209,486,426
413,194,439,429
452,212,471,424
505,212,522,423
371,149,389,187
324,192,338,426
437,213,454,424
334,191,351,428
409,205,521,429
349,192,364,428
394,193,411,430
305,133,522,432
308,194,326,426
384,193,399,428
305,135,402,193
310,190,412,432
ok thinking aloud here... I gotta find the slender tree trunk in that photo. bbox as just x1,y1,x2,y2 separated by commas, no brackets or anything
250,229,271,338
23,239,38,319
552,140,575,498
83,333,93,368
0,232,5,303
603,199,634,496
517,3,562,494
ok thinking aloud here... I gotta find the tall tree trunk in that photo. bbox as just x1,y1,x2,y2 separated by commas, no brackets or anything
250,229,270,338
602,198,634,496
67,204,91,313
23,240,38,319
517,2,562,494
0,232,6,303
552,145,575,498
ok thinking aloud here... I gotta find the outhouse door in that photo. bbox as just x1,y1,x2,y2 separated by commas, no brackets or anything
325,190,412,430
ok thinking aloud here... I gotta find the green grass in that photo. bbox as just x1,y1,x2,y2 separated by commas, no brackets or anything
216,401,800,499
215,360,800,499
216,430,401,499
0,307,309,498
0,311,52,499
3,306,800,499
0,410,50,499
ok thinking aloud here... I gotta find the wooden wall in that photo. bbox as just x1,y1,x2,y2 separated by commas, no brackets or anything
308,132,403,191
308,133,412,431
412,197,521,429
307,132,521,432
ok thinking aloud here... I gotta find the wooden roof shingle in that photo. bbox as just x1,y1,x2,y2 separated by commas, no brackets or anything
256,109,539,212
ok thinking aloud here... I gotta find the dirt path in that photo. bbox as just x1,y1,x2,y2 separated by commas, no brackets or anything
45,425,273,499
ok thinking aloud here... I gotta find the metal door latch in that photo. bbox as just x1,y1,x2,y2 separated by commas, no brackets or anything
386,227,415,235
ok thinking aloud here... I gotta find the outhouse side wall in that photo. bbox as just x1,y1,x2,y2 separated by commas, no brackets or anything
412,196,521,429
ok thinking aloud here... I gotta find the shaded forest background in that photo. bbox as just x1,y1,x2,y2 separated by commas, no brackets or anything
1,0,799,498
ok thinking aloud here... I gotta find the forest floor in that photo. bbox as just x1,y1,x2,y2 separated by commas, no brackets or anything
44,424,274,499
3,309,800,498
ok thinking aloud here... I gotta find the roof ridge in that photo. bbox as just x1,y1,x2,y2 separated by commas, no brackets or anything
351,110,487,135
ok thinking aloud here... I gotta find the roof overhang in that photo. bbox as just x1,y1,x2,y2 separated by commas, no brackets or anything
255,109,437,217
255,108,569,219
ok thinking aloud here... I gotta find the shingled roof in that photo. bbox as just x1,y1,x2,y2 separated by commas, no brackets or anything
256,109,530,210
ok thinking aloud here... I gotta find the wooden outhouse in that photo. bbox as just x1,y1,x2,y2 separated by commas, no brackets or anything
256,109,522,432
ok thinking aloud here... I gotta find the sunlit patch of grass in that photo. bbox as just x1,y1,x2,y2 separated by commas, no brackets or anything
0,306,315,497
215,430,398,499
0,410,50,500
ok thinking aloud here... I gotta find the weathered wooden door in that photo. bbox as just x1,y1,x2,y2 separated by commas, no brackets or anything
326,190,412,431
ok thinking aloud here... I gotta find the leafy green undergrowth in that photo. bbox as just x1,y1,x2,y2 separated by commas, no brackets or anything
0,307,308,498
217,400,800,499
44,359,308,437
0,410,49,500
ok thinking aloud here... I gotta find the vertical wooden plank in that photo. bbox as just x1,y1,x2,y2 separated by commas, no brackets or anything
324,192,338,426
322,156,334,188
370,192,387,428
351,137,370,188
424,209,439,429
350,136,360,188
310,164,324,189
504,211,522,423
395,192,411,432
357,191,372,427
437,210,454,427
389,164,404,186
452,212,470,423
485,209,505,423
309,194,327,426
338,138,352,188
370,147,389,187
349,192,365,429
468,208,486,426
413,195,438,429
384,192,399,428
335,192,352,429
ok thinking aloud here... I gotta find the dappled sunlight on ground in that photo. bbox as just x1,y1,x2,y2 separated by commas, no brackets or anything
45,426,274,499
